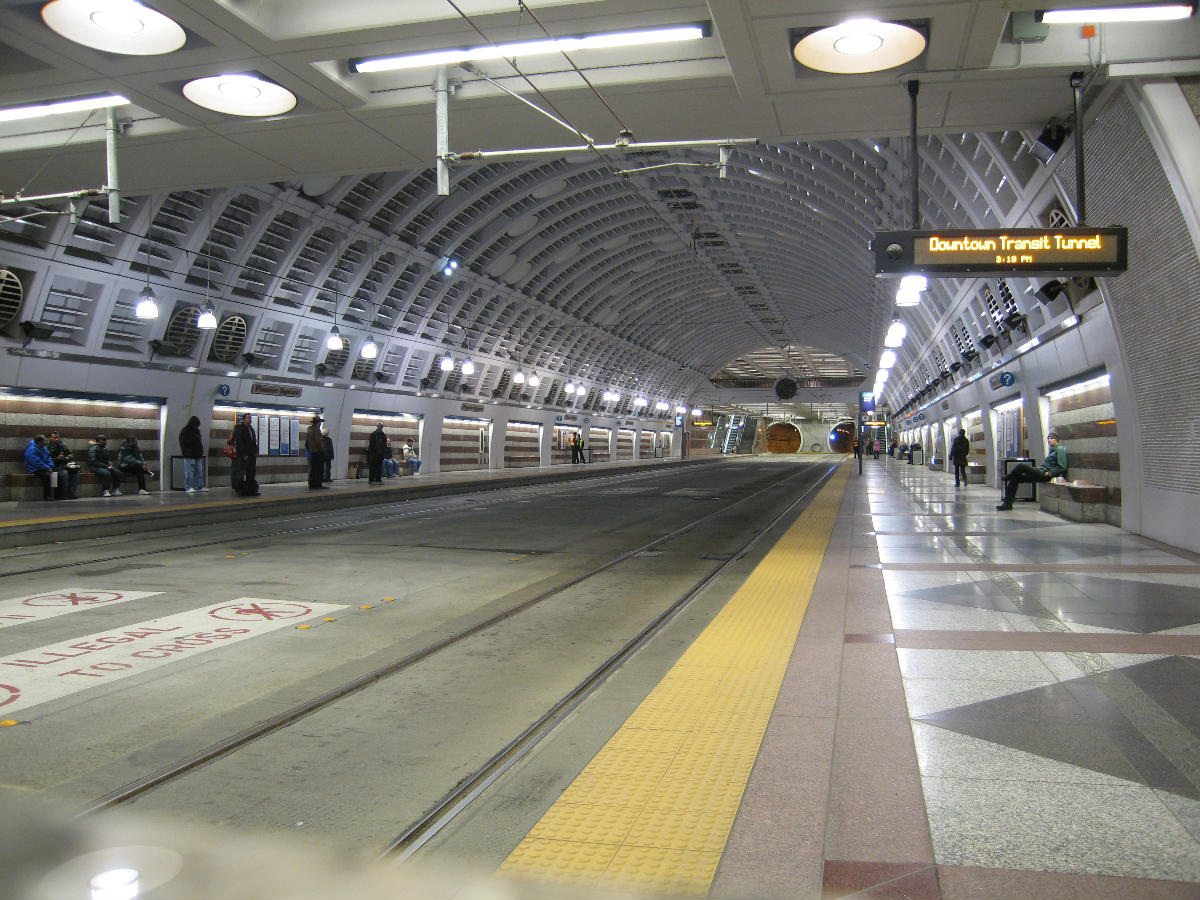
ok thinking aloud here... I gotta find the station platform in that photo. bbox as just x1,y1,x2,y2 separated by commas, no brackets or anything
4,454,1200,899
490,456,1200,898
0,455,695,548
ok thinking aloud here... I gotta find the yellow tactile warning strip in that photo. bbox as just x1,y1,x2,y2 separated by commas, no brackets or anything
499,464,850,897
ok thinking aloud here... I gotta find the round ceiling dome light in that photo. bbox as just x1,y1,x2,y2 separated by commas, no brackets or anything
182,74,297,117
41,0,185,55
792,19,925,74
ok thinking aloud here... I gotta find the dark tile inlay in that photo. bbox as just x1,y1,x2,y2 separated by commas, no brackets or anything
918,656,1200,800
897,573,1200,633
845,633,896,644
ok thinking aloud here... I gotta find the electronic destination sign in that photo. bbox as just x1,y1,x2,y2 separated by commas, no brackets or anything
873,227,1127,276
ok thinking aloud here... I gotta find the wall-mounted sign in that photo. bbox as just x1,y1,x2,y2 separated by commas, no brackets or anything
251,382,302,398
460,402,485,412
989,371,1017,390
874,227,1127,276
216,383,231,397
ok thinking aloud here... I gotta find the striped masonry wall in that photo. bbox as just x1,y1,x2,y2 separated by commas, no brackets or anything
1,394,160,499
551,425,578,466
617,429,635,459
505,421,541,468
208,406,308,486
441,418,489,472
588,427,611,463
1048,382,1121,522
639,431,655,457
349,413,418,478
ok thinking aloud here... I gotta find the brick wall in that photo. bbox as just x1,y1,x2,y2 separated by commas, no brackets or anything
1049,381,1120,524
588,426,611,462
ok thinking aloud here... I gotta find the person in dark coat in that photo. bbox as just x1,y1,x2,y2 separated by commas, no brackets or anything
86,435,122,496
232,413,259,496
996,432,1068,510
366,422,387,484
950,427,970,487
322,429,334,482
116,436,154,494
304,415,326,489
46,431,79,499
179,415,207,493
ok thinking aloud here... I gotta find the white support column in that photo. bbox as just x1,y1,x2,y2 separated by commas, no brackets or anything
490,412,509,469
435,67,450,197
420,416,443,474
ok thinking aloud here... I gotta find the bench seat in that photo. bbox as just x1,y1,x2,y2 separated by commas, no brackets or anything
1038,480,1114,523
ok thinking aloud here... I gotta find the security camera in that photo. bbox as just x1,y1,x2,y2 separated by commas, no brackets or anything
885,243,904,260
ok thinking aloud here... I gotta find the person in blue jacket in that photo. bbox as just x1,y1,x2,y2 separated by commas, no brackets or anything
24,434,56,501
996,432,1068,510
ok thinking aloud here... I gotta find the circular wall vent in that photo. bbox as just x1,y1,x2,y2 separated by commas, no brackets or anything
774,377,798,400
0,269,24,330
163,306,202,354
211,314,248,362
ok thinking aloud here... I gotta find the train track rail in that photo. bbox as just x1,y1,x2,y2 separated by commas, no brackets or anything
75,461,837,824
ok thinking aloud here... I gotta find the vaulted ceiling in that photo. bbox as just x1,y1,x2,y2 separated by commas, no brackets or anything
1,0,1197,418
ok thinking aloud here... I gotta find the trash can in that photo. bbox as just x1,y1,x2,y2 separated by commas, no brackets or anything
909,446,924,465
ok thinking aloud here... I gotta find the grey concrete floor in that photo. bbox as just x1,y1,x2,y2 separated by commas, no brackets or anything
0,457,832,871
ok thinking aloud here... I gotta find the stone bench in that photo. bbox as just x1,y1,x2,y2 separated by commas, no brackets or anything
966,462,987,484
1038,479,1110,523
4,469,146,501
349,457,414,478
927,456,944,471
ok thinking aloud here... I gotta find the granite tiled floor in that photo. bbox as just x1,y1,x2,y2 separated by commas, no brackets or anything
713,458,1200,899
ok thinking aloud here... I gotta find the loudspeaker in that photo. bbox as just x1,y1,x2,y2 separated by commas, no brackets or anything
774,377,798,400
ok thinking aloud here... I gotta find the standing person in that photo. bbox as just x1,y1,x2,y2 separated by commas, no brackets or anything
232,413,259,496
304,415,326,489
46,431,80,499
872,436,880,459
24,434,56,501
888,437,897,457
366,422,387,485
864,435,875,459
116,436,154,494
402,437,422,473
996,432,1068,510
322,428,334,483
179,415,207,494
87,435,122,496
570,433,583,464
950,427,970,488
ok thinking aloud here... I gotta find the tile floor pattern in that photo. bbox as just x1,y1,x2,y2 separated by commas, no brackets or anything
873,466,1200,895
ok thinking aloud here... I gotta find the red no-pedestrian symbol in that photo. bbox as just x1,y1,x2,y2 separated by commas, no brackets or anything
0,684,21,708
23,591,124,607
209,601,314,622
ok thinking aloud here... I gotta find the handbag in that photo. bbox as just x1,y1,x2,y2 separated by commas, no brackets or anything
222,443,237,459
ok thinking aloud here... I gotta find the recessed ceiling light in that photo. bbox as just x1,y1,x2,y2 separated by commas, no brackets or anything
41,0,185,55
793,19,926,74
182,74,297,116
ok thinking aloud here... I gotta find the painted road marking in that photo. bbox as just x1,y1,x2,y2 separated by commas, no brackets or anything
0,589,162,631
0,598,344,716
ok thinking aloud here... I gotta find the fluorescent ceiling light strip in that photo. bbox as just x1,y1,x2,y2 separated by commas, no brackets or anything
1040,4,1194,23
354,25,706,73
0,93,129,123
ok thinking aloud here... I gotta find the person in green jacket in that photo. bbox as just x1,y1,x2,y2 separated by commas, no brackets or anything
996,432,1067,510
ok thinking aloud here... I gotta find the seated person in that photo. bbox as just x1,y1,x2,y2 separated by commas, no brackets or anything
23,434,56,501
87,435,122,496
116,436,154,495
46,431,80,499
996,432,1068,510
383,438,399,477
402,437,422,473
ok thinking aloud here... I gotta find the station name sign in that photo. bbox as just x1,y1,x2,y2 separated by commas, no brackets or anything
874,227,1127,276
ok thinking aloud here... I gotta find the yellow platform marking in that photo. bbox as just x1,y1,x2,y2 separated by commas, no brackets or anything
499,465,848,896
